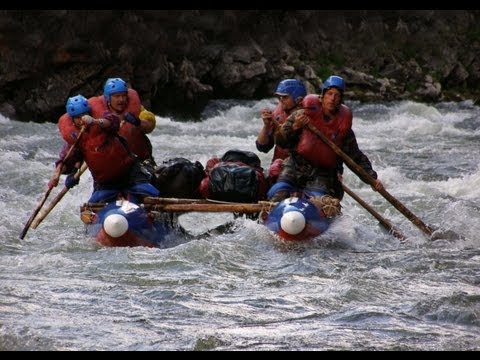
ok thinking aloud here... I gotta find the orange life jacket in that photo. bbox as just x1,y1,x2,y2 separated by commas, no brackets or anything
58,112,80,145
88,88,141,119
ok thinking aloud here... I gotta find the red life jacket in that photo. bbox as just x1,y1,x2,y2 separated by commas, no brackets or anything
297,104,352,168
89,89,151,160
78,125,134,184
58,115,134,184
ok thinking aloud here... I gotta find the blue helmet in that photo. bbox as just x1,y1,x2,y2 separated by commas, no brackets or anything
274,79,307,102
103,78,128,103
321,75,345,95
66,95,91,117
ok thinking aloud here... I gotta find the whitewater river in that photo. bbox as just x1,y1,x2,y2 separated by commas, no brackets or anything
1,99,479,350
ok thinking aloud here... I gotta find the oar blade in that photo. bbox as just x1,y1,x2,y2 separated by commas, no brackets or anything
19,188,52,239
430,227,465,241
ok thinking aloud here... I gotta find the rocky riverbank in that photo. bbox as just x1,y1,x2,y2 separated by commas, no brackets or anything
1,10,479,122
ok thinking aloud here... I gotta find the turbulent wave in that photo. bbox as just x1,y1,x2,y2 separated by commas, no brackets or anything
1,100,479,350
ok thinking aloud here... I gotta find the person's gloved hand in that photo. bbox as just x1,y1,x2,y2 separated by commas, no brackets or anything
65,173,79,189
123,112,141,126
81,114,95,125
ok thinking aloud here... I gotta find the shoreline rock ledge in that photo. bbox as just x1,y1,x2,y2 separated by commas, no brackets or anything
1,10,479,122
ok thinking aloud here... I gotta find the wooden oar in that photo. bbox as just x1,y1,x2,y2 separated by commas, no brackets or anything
342,183,406,241
148,202,275,213
31,162,88,229
59,126,85,165
306,123,435,237
81,200,277,214
19,127,85,239
19,185,54,240
143,197,210,205
143,197,277,207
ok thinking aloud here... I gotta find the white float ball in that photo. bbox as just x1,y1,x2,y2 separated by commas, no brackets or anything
280,211,306,235
103,214,128,238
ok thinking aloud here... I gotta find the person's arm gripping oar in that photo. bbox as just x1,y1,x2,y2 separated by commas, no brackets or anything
19,127,85,239
306,123,435,238
31,162,88,229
